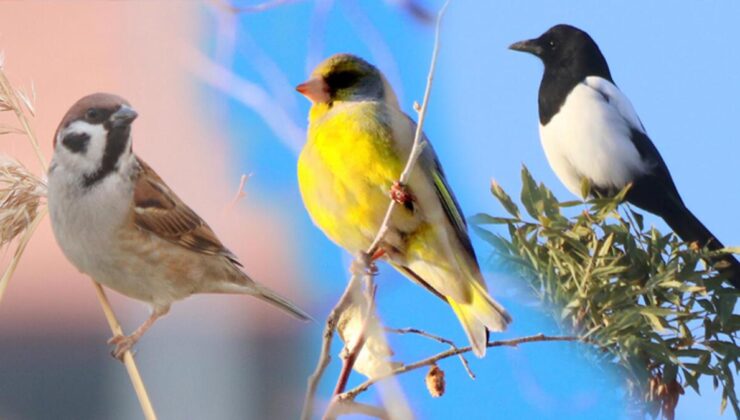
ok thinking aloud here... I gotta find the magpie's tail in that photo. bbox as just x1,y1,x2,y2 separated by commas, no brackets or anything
661,205,740,288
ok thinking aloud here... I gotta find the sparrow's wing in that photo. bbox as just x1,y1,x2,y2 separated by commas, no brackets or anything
132,158,241,265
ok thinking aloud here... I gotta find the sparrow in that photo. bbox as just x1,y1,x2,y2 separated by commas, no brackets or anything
509,24,740,288
296,54,511,357
47,93,311,359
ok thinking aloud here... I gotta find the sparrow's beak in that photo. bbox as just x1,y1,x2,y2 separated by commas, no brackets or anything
296,77,330,104
111,105,138,127
509,38,543,56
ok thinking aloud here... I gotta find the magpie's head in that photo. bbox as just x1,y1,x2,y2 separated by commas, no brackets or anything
509,24,610,79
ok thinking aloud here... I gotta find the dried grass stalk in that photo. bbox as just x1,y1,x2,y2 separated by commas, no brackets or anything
0,155,45,246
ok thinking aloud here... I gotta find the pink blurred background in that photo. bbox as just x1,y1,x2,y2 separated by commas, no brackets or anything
0,3,312,419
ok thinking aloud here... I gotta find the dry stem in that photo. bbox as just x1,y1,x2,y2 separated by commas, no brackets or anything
386,327,475,380
93,284,157,420
301,275,360,420
338,334,582,401
0,70,46,172
331,284,377,396
0,207,46,302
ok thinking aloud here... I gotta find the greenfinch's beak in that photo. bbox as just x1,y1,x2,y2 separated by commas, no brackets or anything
509,38,543,56
296,77,330,103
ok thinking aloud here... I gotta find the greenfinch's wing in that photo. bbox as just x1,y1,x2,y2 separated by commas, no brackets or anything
417,132,478,263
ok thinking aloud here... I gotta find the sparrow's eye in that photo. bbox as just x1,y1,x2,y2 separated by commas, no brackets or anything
85,108,101,121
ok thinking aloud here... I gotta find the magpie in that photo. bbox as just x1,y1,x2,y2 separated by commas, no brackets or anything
509,24,740,288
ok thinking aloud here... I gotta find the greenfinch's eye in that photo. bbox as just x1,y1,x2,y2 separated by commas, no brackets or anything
327,70,360,90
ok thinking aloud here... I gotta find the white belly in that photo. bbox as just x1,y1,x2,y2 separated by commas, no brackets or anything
48,165,132,273
539,82,647,197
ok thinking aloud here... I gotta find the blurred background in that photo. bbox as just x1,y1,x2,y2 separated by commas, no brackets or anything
0,1,738,419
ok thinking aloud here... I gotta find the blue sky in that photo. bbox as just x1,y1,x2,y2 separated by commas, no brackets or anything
199,1,739,418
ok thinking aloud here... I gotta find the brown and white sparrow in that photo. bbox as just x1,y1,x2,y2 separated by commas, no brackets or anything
48,93,311,359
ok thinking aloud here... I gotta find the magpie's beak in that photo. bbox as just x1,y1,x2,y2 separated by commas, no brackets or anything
111,105,138,127
509,39,543,56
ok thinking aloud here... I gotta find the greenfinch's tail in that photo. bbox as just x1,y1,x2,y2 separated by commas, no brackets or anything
449,281,511,358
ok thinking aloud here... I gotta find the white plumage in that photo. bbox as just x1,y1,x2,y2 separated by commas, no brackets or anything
539,76,648,196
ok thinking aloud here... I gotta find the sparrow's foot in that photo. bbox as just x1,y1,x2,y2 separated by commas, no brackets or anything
390,181,414,209
107,334,137,361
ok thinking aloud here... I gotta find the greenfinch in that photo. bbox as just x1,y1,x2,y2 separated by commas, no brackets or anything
296,54,511,357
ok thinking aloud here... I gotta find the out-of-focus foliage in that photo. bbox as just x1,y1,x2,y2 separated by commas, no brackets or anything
471,166,738,419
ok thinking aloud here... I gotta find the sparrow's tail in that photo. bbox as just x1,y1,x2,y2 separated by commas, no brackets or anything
661,205,740,288
249,283,313,322
448,281,512,358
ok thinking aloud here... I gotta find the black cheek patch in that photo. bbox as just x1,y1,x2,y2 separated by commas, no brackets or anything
325,70,361,97
62,133,90,154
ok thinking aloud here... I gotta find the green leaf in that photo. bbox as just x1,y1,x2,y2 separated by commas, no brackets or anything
490,180,520,219
520,166,541,218
475,169,739,416
579,177,591,200
469,213,518,226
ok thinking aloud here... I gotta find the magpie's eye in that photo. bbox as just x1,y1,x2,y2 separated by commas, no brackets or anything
548,40,557,49
85,108,101,121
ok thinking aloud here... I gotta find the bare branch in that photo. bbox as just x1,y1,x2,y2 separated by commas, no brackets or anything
339,334,583,401
365,0,449,256
92,284,158,420
331,282,378,396
386,327,475,380
227,173,252,211
300,274,361,420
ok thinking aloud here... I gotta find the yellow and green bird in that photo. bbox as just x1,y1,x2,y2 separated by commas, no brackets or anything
296,54,511,357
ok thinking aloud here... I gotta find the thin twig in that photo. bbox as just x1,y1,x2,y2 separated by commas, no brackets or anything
331,284,378,396
365,0,449,256
0,207,46,303
386,327,475,380
339,334,583,401
301,274,361,420
227,173,252,211
92,284,157,420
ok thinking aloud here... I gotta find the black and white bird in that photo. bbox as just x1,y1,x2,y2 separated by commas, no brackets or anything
509,24,739,287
